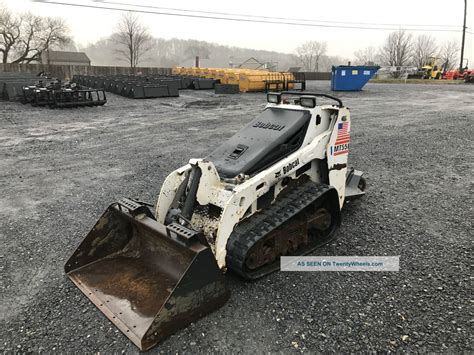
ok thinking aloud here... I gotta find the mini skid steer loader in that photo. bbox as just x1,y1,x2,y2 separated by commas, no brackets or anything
65,92,365,350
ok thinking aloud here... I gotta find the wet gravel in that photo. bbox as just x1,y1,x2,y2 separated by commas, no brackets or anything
1,81,472,353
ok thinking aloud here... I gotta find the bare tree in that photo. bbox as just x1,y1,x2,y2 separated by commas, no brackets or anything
0,7,70,63
379,30,413,67
295,41,327,72
11,13,43,63
113,12,152,70
438,40,460,70
412,35,438,67
0,7,21,63
39,17,71,56
319,55,349,72
12,15,70,64
354,46,378,65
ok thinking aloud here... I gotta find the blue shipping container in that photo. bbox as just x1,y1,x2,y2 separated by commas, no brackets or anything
331,65,380,91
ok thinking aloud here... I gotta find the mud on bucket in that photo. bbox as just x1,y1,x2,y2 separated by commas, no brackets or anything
65,199,229,351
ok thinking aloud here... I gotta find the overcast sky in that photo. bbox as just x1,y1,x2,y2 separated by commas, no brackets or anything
3,0,474,62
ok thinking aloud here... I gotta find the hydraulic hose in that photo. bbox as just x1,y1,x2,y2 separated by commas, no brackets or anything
181,164,202,220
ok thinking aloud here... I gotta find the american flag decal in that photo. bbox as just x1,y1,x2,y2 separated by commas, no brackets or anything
334,121,350,156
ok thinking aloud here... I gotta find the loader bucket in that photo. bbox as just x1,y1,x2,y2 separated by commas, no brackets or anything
65,199,229,351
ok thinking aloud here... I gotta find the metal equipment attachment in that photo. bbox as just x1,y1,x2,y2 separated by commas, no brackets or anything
65,200,229,351
345,168,366,200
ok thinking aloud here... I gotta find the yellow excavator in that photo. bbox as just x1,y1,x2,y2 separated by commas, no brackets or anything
408,57,448,80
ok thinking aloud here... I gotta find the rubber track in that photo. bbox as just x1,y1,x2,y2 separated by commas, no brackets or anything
226,181,335,279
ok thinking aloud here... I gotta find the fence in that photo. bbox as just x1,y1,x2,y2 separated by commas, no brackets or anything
0,63,330,81
0,63,172,80
297,72,331,80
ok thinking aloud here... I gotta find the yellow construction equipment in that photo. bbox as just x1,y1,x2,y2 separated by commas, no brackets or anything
408,57,448,80
238,71,295,93
176,67,297,93
171,67,182,76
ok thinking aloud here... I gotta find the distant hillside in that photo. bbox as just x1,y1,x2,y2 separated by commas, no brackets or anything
81,36,349,71
81,37,300,70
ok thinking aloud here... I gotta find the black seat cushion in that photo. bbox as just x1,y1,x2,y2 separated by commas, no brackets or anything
207,107,311,178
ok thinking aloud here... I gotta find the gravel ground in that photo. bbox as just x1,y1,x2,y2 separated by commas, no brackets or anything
1,81,472,353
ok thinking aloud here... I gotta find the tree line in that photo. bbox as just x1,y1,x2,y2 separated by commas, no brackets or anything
109,13,349,71
354,30,461,70
295,31,461,73
83,13,304,71
0,6,463,72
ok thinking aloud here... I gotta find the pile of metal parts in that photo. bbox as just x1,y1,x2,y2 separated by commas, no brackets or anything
73,74,219,99
263,71,306,92
22,81,107,108
173,67,306,93
1,72,107,108
1,72,38,101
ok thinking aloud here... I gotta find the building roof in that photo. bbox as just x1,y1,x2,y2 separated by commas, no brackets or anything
46,51,90,63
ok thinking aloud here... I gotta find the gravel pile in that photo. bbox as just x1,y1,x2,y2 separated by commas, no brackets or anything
1,81,472,353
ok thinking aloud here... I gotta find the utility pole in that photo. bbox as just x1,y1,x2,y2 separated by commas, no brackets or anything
460,0,467,71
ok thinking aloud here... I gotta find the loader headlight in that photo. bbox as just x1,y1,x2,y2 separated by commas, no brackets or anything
299,96,316,108
267,93,281,104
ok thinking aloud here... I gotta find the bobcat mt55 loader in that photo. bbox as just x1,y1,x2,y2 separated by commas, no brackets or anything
65,92,365,350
